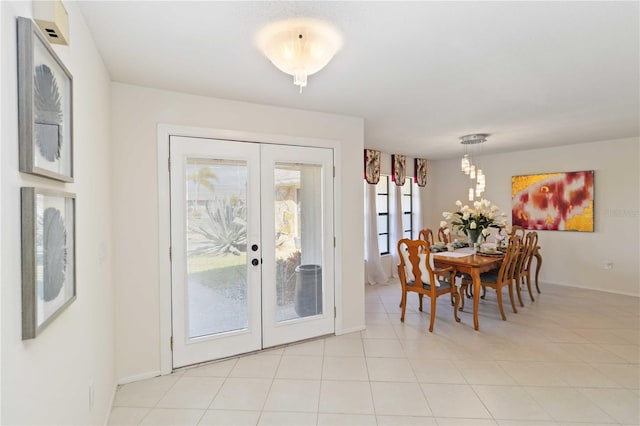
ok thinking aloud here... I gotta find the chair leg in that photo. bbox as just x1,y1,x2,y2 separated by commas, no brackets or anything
400,291,407,322
480,285,487,299
429,296,437,332
526,273,535,302
459,284,466,311
418,294,424,312
534,252,542,293
515,276,524,307
496,287,507,321
507,282,518,314
452,290,461,323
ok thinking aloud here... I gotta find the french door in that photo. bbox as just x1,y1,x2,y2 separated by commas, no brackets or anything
169,136,334,368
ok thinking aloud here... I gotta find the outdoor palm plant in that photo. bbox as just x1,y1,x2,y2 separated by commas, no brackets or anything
189,197,247,256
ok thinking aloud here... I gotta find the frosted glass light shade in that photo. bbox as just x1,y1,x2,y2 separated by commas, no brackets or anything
459,134,490,200
461,154,470,172
257,18,343,92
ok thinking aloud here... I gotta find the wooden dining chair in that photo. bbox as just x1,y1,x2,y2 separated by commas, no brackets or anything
418,228,435,247
460,235,522,320
510,225,525,240
397,238,460,332
515,231,538,303
418,228,457,306
398,229,437,309
437,227,451,244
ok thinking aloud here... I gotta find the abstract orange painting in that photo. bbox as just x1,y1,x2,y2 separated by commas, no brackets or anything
512,170,594,232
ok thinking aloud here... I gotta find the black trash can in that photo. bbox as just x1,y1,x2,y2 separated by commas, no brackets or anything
294,264,322,317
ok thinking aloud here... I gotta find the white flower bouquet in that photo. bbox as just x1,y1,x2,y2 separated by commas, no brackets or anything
441,199,507,245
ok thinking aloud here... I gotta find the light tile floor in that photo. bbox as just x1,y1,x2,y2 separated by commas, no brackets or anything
109,282,639,425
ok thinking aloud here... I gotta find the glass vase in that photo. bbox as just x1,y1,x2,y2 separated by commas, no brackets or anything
466,229,483,249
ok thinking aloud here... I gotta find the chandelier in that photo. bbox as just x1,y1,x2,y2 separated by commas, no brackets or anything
256,18,343,93
460,134,489,200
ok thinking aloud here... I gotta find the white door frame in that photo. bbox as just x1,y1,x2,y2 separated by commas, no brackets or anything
157,124,343,375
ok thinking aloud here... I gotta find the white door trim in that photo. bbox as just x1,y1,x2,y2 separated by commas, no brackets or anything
157,124,343,375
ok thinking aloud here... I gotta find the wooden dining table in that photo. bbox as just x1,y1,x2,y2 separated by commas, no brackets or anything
433,248,503,330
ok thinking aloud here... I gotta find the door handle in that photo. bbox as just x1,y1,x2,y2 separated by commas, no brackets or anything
251,258,259,266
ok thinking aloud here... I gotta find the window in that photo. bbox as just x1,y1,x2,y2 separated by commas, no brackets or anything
402,177,413,239
376,176,390,255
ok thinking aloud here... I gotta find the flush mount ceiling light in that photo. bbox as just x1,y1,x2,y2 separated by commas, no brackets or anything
460,134,489,200
256,18,343,93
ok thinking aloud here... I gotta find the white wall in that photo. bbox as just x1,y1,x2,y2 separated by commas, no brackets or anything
111,83,365,381
423,137,640,296
0,1,3,420
1,2,115,424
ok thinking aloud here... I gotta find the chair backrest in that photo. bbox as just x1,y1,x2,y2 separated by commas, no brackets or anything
418,229,435,247
497,234,522,282
510,225,525,240
523,231,539,272
437,227,450,243
397,238,436,291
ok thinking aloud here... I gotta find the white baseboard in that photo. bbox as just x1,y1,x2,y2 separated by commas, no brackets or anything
542,281,640,298
117,370,162,385
337,325,365,335
103,382,118,426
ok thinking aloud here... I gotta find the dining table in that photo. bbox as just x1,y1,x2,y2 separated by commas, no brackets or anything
433,247,503,330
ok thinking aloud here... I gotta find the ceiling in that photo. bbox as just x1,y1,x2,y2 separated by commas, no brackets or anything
77,1,639,159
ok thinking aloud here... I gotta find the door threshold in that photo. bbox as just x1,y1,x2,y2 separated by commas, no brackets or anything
173,333,334,373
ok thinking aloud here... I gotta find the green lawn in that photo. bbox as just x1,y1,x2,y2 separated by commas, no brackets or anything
187,253,246,274
186,252,299,306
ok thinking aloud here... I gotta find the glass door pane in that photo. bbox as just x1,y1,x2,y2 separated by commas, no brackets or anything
171,136,261,368
185,158,248,338
273,163,323,322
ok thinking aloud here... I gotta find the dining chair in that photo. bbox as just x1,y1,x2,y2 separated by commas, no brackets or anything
437,227,451,243
397,238,460,332
418,228,435,246
460,235,522,320
418,228,457,306
510,225,525,240
515,231,538,303
398,229,437,309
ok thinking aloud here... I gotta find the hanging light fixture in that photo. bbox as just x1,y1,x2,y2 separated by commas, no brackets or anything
257,18,343,93
459,134,489,200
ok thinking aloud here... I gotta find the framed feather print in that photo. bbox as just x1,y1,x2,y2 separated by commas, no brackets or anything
18,17,74,182
21,188,76,339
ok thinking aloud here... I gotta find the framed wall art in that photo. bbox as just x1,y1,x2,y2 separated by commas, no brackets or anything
18,17,74,182
21,187,76,339
511,170,594,232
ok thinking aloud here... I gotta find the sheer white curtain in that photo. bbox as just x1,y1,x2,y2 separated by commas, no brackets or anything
414,183,424,237
389,182,404,277
364,183,388,284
